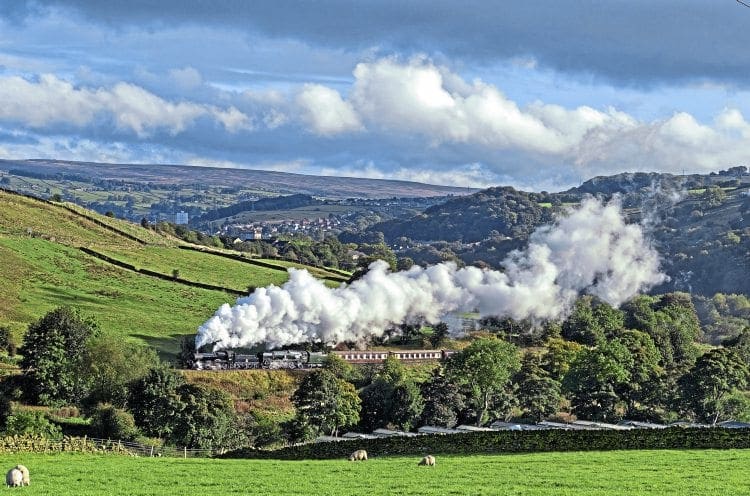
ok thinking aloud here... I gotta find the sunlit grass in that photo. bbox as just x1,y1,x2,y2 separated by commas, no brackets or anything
0,449,748,495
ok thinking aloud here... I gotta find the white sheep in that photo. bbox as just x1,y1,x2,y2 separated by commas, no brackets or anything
418,455,436,466
15,465,29,486
349,449,368,461
6,468,22,488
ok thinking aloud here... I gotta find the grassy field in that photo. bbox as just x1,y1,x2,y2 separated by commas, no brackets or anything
0,190,344,356
0,449,748,495
0,236,234,357
96,246,290,291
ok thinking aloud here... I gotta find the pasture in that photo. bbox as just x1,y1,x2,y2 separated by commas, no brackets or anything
0,190,345,355
0,449,748,495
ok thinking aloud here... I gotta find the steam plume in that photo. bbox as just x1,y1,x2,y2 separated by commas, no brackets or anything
195,197,665,350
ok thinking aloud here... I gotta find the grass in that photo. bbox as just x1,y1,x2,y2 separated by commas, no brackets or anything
0,236,234,357
0,190,344,356
0,449,749,495
96,246,290,291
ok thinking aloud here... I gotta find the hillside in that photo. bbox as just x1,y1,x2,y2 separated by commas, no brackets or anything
367,169,750,296
0,189,347,356
0,159,476,200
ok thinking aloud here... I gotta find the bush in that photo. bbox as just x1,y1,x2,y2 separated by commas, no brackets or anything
5,411,62,439
89,404,139,441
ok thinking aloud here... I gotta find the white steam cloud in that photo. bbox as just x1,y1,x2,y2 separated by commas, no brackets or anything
195,198,666,350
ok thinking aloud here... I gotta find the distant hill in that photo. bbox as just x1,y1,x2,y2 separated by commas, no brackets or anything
0,159,477,199
366,168,750,296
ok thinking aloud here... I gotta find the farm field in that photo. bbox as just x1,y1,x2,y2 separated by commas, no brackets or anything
0,190,344,355
96,245,290,291
0,236,233,357
0,449,748,495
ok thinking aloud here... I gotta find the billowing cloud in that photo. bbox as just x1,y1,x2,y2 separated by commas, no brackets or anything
196,197,666,350
0,74,250,136
296,84,363,136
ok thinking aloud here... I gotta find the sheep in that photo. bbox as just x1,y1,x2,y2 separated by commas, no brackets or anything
6,468,22,488
348,449,368,461
15,465,29,486
418,455,436,466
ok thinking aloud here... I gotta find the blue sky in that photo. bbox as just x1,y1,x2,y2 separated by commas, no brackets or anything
1,1,750,190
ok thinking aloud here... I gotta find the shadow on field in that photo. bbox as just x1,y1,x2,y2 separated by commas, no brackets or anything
132,333,192,362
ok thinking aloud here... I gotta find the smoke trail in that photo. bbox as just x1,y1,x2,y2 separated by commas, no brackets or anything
195,197,666,350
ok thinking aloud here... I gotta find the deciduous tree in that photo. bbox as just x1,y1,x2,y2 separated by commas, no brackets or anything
446,337,520,426
20,307,99,405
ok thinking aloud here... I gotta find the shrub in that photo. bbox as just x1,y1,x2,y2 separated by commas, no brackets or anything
90,404,139,441
5,411,62,439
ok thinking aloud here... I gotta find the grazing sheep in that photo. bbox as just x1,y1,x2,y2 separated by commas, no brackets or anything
349,449,368,461
6,468,22,488
15,465,29,486
418,455,436,466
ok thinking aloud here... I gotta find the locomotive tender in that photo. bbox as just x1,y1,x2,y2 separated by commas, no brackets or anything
189,348,455,370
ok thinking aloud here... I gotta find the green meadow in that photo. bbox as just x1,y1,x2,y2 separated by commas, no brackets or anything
0,190,343,356
0,449,748,495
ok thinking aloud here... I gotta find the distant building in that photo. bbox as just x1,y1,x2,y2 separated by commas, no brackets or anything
175,211,189,225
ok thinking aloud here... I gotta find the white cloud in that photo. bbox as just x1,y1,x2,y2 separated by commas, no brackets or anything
296,84,363,136
0,74,251,136
168,66,203,91
319,162,500,189
304,57,750,178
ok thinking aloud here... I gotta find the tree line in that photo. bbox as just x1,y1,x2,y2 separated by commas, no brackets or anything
3,292,750,449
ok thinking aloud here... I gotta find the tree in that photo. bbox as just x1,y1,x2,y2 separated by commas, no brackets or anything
0,393,11,431
515,353,561,422
679,348,749,425
614,331,663,416
390,380,424,431
81,334,159,410
420,368,466,427
541,338,584,381
429,322,449,349
171,384,238,449
358,356,422,431
292,370,360,437
128,367,185,439
322,353,356,382
562,297,624,346
20,307,99,405
446,338,520,426
563,341,632,422
0,326,16,356
358,377,394,432
702,185,726,208
624,293,700,373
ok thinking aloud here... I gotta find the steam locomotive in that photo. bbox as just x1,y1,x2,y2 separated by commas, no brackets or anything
189,348,456,370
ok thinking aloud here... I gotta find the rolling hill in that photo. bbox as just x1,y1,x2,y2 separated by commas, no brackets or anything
369,170,750,296
0,189,348,357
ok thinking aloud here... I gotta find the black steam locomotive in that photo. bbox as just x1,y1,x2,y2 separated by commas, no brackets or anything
189,349,327,370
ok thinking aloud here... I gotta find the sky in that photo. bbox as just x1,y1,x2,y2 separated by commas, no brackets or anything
1,1,750,191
